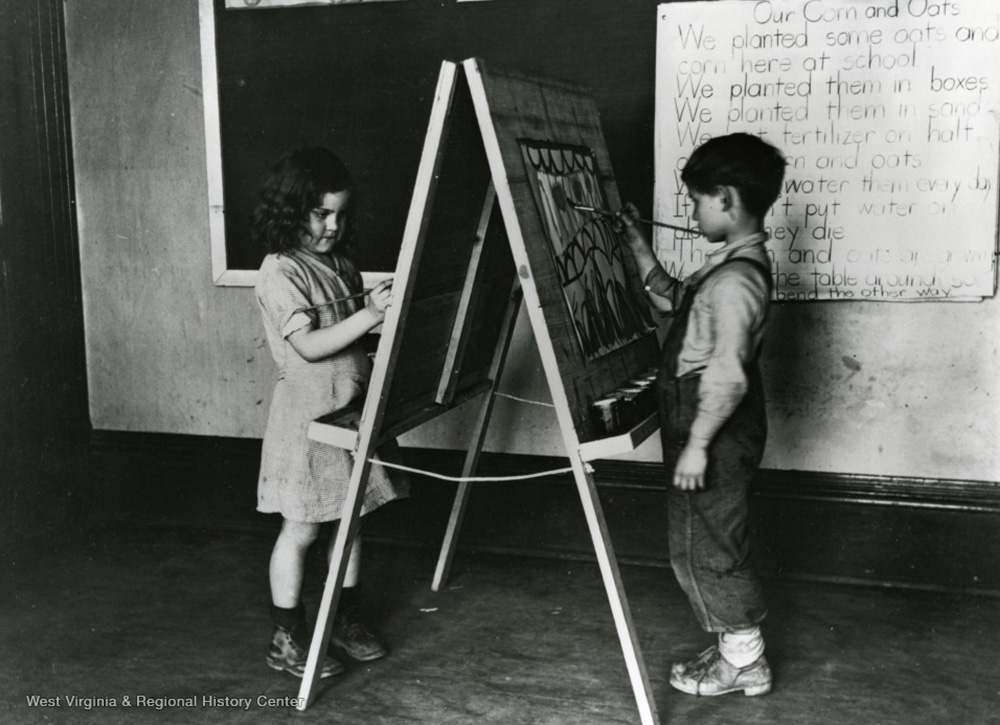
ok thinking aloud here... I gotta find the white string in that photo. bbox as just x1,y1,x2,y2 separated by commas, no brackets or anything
370,458,593,482
493,392,554,408
361,392,578,481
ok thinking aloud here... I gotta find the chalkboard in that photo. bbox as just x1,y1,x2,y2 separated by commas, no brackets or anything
378,65,517,436
197,0,664,285
654,0,1000,301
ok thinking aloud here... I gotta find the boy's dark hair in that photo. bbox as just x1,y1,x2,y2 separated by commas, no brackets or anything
681,133,786,218
250,146,355,255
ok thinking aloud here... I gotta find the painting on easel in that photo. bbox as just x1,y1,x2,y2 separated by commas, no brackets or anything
519,140,654,360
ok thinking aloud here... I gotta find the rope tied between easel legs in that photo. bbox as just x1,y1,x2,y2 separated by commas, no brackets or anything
493,391,554,408
370,458,594,482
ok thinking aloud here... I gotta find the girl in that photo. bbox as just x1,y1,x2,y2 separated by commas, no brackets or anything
251,147,409,678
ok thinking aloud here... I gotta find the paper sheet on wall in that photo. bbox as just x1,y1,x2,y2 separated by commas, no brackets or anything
654,0,1000,301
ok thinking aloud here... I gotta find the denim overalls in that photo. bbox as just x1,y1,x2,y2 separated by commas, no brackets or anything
656,258,770,632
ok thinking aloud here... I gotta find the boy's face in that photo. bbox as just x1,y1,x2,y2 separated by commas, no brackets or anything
302,190,352,255
689,189,728,243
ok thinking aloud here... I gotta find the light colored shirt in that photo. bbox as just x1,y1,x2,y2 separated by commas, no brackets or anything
254,250,408,522
644,233,771,445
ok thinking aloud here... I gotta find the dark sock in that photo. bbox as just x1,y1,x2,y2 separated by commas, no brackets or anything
339,585,361,618
271,603,306,631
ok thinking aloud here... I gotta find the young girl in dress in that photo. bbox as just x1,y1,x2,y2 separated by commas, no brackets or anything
251,147,409,678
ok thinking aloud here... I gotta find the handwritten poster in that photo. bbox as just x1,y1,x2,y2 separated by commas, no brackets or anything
655,0,1000,301
520,141,655,359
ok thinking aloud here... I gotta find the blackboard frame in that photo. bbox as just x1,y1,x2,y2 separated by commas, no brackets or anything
198,0,241,286
198,0,404,287
196,0,664,287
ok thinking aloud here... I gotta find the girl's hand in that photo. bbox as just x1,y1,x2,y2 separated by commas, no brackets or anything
366,279,394,321
614,202,649,248
288,279,393,362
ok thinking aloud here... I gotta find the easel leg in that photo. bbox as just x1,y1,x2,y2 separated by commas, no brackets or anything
296,453,375,710
431,282,522,592
432,480,471,592
571,458,661,725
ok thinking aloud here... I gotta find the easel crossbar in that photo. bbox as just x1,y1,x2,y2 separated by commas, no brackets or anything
367,457,591,483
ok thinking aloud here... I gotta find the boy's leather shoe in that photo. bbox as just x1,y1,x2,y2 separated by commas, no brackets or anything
330,608,387,662
669,645,772,696
266,624,345,678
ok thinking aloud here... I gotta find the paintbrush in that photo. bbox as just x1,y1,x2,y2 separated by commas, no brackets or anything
296,288,377,313
567,198,699,235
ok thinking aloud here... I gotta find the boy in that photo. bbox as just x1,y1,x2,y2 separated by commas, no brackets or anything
618,132,786,697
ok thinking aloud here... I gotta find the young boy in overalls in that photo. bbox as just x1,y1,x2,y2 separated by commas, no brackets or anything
618,133,786,696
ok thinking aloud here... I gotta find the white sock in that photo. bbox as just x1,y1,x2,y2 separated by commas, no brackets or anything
718,627,765,667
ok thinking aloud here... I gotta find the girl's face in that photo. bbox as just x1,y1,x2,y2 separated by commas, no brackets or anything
301,190,352,255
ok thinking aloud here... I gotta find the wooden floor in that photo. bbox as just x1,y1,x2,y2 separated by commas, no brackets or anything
2,525,998,725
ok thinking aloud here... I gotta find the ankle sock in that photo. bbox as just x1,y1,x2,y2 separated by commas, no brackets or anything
719,627,765,668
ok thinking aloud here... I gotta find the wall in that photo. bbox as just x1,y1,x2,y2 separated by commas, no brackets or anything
66,0,266,438
65,0,1000,482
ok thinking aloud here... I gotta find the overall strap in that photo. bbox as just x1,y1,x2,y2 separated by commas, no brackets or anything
660,256,772,380
718,257,773,296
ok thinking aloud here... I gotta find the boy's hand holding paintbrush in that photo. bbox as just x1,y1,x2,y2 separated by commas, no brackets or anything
566,197,698,238
613,201,657,248
567,196,693,302
601,201,677,306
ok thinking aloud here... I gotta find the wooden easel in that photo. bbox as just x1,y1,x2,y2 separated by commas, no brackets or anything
299,58,663,725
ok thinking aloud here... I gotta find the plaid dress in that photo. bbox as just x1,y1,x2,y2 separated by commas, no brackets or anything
255,249,408,523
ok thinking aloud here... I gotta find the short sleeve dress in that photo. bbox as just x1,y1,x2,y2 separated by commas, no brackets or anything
255,248,409,523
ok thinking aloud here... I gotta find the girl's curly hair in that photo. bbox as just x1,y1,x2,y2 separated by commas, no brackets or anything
250,147,355,255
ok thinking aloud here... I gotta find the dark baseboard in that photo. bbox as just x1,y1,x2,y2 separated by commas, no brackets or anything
83,431,1000,596
86,429,1000,510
